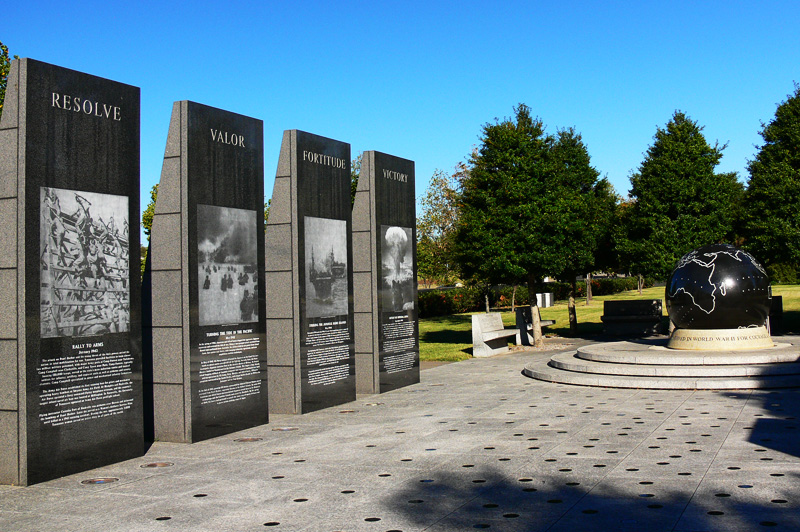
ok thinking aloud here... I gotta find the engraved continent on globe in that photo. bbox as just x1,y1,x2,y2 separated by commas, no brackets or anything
665,244,771,330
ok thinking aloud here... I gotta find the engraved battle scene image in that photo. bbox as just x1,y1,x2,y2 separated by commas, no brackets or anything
197,204,259,326
304,216,348,318
381,225,414,312
40,187,130,338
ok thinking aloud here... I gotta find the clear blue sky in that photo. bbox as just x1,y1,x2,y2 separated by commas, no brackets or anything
6,1,800,239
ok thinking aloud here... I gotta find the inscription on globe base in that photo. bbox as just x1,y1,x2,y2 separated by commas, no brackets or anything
668,326,774,350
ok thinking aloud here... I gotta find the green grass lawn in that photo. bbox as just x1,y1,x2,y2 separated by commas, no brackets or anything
419,284,800,362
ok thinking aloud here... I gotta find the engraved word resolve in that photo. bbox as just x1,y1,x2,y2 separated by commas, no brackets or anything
51,93,121,120
210,128,245,147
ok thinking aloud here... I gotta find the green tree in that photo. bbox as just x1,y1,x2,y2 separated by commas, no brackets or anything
140,184,158,276
0,40,19,121
351,153,361,206
455,104,571,346
549,128,618,333
741,84,800,271
416,167,462,288
616,111,742,288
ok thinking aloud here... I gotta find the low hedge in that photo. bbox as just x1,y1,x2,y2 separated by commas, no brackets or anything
419,277,656,318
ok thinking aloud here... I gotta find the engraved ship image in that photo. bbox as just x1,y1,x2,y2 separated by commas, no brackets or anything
309,247,334,301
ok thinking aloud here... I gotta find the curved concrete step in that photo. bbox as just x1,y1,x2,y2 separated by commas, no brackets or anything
549,351,800,377
523,357,800,390
576,342,800,366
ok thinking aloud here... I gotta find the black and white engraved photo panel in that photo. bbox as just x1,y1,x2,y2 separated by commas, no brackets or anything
40,187,130,339
197,204,259,327
381,225,414,312
304,216,348,319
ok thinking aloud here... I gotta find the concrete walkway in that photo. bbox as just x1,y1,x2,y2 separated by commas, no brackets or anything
2,339,799,531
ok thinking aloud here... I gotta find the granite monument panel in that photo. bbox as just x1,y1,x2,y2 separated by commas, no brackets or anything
353,151,418,394
143,101,266,442
0,59,142,485
265,130,355,414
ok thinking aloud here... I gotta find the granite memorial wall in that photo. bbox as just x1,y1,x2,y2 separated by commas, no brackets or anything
265,130,355,414
0,59,142,485
143,101,267,443
353,151,419,394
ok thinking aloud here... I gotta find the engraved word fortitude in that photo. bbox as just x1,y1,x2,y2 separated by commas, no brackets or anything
302,150,346,169
51,92,121,121
210,129,245,147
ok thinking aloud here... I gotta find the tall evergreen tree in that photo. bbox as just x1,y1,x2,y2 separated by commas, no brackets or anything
616,111,742,283
455,105,615,341
741,84,800,272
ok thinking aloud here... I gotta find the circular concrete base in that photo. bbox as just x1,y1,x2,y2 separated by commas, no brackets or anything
523,335,800,390
667,326,773,350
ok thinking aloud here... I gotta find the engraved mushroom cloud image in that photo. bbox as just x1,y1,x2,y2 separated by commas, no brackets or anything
665,243,773,349
382,226,414,312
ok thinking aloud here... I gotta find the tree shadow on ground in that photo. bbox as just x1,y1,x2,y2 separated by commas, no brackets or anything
381,464,800,531
746,388,800,460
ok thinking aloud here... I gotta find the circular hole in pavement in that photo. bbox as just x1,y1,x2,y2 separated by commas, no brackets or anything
293,498,308,503
294,459,305,463
566,482,580,486
193,493,207,498
657,462,670,465
420,479,434,483
582,509,598,514
341,490,355,494
272,475,284,479
770,473,784,477
499,458,511,462
648,504,663,509
760,522,778,527
728,466,740,470
678,472,692,476
81,478,118,485
364,517,380,522
739,485,753,489
483,503,499,508
263,523,280,527
408,499,423,504
141,462,173,468
626,468,639,472
378,473,391,477
771,499,787,504
401,458,412,462
545,459,557,462
594,464,607,468
547,499,563,503
639,494,655,498
708,511,724,516
503,513,519,518
640,481,653,485
559,468,572,472
155,516,171,521
473,525,490,529
715,493,730,497
472,479,486,484
523,487,537,492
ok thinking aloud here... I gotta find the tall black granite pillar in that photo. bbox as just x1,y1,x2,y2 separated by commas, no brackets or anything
144,101,267,443
352,151,419,394
0,59,142,485
265,130,355,414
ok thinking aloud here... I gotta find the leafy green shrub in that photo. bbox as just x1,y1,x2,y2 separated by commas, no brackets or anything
767,263,798,284
418,277,656,317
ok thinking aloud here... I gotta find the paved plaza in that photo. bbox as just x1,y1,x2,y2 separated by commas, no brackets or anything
2,338,799,531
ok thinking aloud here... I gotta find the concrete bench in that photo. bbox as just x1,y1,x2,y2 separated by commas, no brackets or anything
472,313,518,357
515,306,556,346
601,299,663,336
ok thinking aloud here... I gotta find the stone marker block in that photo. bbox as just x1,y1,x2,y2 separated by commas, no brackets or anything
265,130,355,414
143,101,267,443
352,151,419,394
0,58,143,485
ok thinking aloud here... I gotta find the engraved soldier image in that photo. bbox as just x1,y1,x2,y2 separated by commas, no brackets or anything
40,187,130,338
197,204,259,326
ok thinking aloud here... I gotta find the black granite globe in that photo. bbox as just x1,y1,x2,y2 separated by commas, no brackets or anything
665,244,771,329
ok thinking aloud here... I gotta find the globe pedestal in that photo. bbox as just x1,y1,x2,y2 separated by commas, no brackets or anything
667,326,774,350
